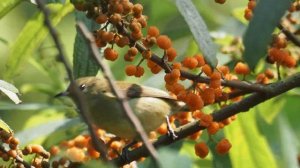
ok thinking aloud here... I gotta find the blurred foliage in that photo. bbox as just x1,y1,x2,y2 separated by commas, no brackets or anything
0,0,299,167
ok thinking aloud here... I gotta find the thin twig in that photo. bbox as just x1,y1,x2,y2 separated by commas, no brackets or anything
76,22,160,163
112,72,300,166
35,0,108,160
278,24,300,47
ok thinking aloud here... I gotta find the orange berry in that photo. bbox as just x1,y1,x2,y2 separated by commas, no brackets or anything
264,69,274,79
109,13,122,25
74,135,89,148
87,147,100,159
8,150,17,158
137,16,148,28
283,55,297,68
210,79,221,89
142,50,152,59
66,147,86,162
210,71,221,80
30,144,44,154
172,62,182,69
124,53,134,62
215,138,232,155
244,8,253,20
135,66,145,77
170,69,181,79
164,73,177,85
128,47,138,56
132,3,143,18
200,114,213,127
116,36,130,47
156,123,168,135
150,66,162,74
101,31,114,43
129,21,142,33
172,83,185,95
122,1,133,14
194,142,209,158
110,141,123,151
194,54,205,67
156,35,172,50
201,88,215,105
166,47,177,62
189,131,202,140
131,31,143,41
186,93,204,111
234,62,250,75
248,0,256,10
125,65,137,76
202,64,213,76
207,122,220,135
104,48,118,61
182,57,198,69
50,146,60,156
217,65,230,75
192,110,204,119
96,14,108,24
147,26,160,37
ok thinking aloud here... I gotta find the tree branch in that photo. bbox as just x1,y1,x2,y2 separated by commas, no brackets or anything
34,0,108,160
278,24,300,47
112,72,300,166
76,22,160,163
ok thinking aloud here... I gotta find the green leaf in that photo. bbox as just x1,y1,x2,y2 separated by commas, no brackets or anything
174,0,218,67
73,11,100,79
0,119,13,134
4,2,74,80
256,98,285,124
0,79,21,104
243,0,293,70
0,0,22,19
232,7,248,25
224,111,277,168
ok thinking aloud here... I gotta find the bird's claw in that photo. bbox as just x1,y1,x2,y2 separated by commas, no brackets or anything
165,116,178,140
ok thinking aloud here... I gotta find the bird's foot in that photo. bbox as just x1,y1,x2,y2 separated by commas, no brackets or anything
165,116,178,140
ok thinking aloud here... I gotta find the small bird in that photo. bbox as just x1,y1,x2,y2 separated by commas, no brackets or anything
56,76,187,140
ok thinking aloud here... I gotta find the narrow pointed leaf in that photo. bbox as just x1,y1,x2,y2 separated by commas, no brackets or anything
175,0,218,67
0,79,21,104
243,0,293,69
0,0,22,19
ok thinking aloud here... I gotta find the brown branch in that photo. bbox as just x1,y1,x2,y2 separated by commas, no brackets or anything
115,23,270,93
112,72,300,166
34,0,108,160
278,24,300,47
76,22,160,163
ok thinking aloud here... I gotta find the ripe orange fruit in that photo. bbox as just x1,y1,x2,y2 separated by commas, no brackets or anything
194,142,209,158
215,138,232,155
125,65,137,76
234,62,250,75
156,35,172,50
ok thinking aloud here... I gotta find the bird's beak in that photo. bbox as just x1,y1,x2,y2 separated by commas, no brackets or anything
54,91,69,98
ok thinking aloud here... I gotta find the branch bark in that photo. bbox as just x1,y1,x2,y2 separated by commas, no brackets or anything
112,72,300,166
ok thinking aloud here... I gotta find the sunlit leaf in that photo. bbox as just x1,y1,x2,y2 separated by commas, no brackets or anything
0,119,13,134
174,0,218,67
224,111,277,168
256,98,285,124
0,0,22,19
0,79,21,104
4,2,74,79
243,0,293,69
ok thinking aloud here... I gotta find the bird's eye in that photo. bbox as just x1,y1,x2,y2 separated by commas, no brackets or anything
79,84,86,91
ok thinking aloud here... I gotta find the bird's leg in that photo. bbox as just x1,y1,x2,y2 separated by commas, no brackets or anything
120,140,138,162
166,115,178,140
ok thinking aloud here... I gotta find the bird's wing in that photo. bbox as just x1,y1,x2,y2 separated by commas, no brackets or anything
115,81,176,100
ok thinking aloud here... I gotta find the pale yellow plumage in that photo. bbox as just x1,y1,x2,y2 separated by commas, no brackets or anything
61,76,186,139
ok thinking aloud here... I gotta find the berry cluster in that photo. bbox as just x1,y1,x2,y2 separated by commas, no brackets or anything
68,0,300,164
0,129,51,167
